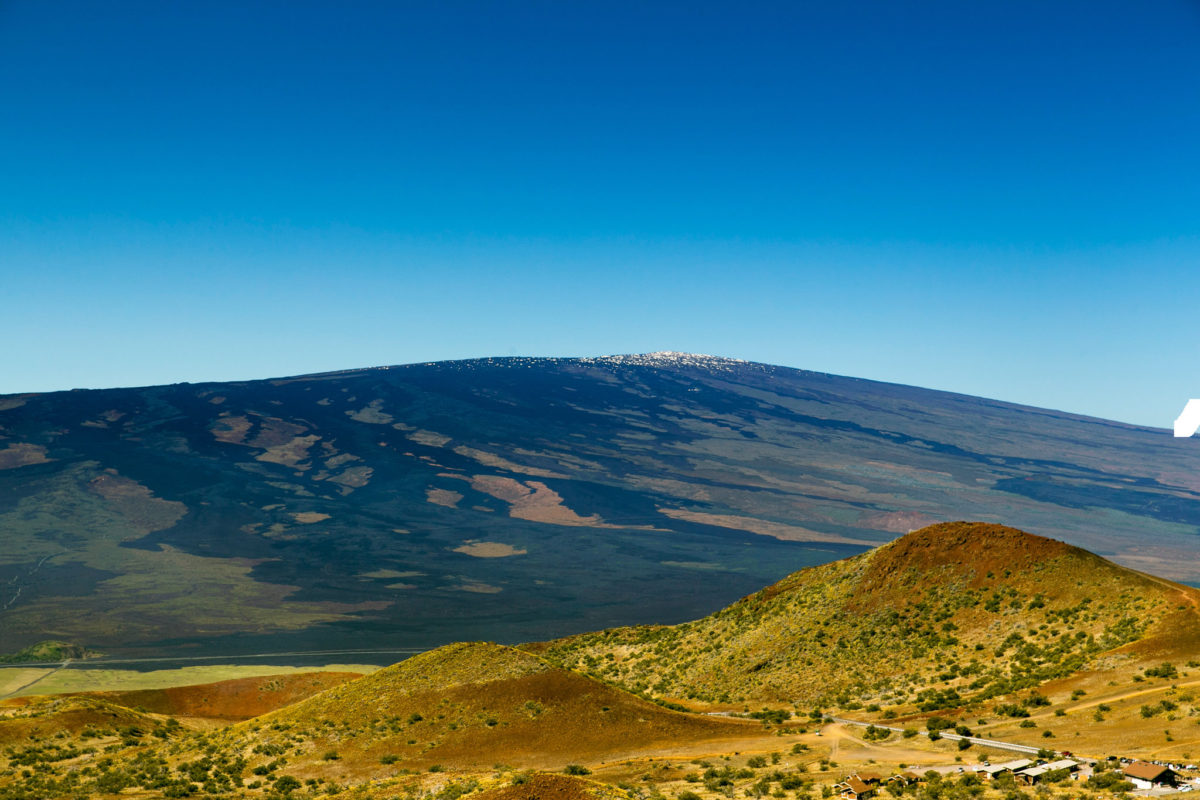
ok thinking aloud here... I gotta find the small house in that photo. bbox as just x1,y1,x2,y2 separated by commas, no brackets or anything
1124,762,1177,790
836,777,876,800
887,772,920,787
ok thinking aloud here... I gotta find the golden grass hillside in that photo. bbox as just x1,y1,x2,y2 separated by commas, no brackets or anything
322,772,638,800
9,524,1200,799
203,642,760,781
62,671,363,720
528,522,1200,710
0,694,170,747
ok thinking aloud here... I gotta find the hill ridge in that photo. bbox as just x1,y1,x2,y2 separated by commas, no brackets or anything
531,522,1200,708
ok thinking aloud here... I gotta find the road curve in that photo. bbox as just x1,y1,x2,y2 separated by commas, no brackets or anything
831,717,1046,756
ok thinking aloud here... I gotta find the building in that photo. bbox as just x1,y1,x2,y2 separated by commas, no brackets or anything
1016,760,1078,785
887,772,920,787
1124,762,1177,790
975,759,1034,780
835,777,876,800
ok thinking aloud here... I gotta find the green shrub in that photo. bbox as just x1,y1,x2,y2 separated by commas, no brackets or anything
1145,663,1178,679
274,775,302,794
863,726,892,742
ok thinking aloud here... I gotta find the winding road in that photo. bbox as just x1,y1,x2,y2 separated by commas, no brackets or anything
830,717,1072,759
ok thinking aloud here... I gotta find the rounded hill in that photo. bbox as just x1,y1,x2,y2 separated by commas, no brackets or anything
68,671,363,720
532,522,1200,707
0,695,166,746
212,642,757,776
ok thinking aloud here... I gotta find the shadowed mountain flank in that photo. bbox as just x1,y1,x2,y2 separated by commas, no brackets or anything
1,354,1197,655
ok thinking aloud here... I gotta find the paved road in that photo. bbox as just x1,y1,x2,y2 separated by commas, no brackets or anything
831,717,1051,757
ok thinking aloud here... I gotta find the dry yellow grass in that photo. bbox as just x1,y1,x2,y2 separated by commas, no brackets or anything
532,523,1199,709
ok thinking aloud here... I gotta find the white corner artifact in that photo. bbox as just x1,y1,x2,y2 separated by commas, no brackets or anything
1175,399,1200,438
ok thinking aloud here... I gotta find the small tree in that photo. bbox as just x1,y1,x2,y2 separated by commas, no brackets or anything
274,775,302,795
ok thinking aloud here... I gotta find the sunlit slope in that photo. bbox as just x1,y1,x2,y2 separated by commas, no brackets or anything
0,695,167,746
324,774,637,800
210,642,757,773
531,522,1200,706
64,671,364,719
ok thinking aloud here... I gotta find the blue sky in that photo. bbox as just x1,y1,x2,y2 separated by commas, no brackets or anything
2,1,1198,427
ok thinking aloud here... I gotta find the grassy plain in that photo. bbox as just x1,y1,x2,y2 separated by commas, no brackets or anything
1,663,376,698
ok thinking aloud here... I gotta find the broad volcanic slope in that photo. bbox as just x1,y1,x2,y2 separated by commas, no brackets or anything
0,353,1197,656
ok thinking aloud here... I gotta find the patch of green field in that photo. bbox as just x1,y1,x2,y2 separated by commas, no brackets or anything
0,668,52,697
6,663,378,697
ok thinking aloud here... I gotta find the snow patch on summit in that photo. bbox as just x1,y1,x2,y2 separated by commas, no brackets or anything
581,352,755,372
404,352,771,375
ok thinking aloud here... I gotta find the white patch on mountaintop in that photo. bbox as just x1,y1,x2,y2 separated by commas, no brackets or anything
579,352,753,371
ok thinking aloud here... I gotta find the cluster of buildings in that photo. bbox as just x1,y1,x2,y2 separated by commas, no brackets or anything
835,757,1182,798
833,771,912,799
974,757,1082,784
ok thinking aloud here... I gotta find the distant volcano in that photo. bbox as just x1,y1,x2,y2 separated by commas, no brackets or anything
0,354,1197,657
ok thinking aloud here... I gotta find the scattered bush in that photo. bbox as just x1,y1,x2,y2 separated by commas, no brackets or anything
274,775,302,794
750,709,792,724
1146,663,1178,679
863,725,892,742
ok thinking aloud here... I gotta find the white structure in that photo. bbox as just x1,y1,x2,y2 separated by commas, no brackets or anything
976,760,1034,780
1175,399,1200,437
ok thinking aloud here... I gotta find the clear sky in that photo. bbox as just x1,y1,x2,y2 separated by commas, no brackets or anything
2,1,1198,428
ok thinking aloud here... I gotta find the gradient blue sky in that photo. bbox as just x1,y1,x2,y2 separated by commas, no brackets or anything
2,1,1199,427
